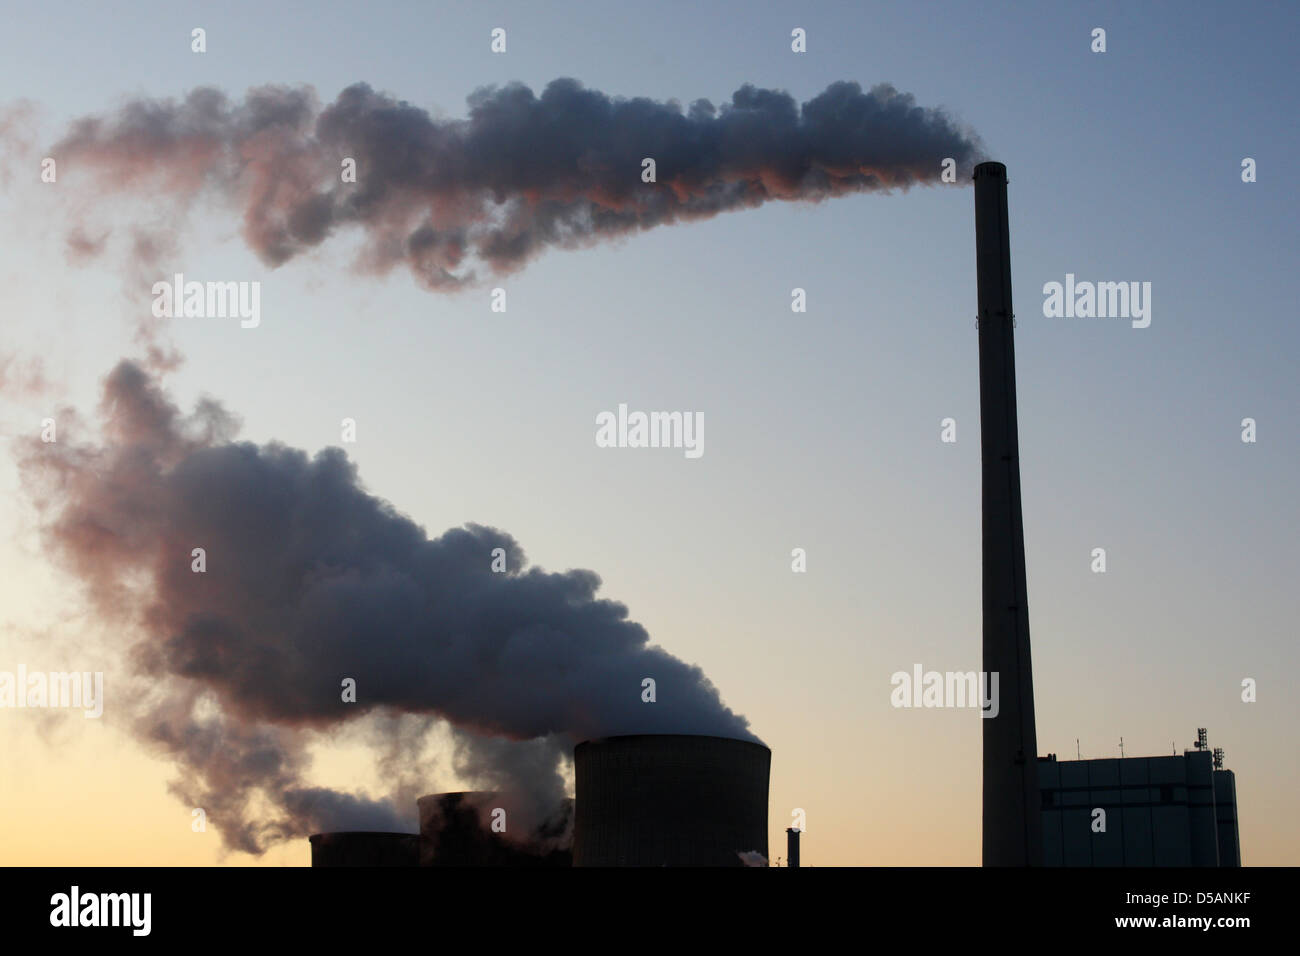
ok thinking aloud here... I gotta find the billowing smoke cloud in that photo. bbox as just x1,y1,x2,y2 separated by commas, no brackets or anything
51,78,983,288
19,361,753,853
14,75,980,853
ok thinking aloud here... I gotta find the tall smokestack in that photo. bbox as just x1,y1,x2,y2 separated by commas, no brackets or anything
973,161,1042,866
786,827,801,868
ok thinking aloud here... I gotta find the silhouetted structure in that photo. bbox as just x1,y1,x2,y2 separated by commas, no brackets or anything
974,161,1043,866
786,827,801,868
1214,767,1242,866
417,791,572,867
573,734,770,866
308,831,418,867
1038,736,1241,866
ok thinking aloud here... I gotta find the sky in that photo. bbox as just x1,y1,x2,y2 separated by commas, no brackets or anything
0,0,1296,866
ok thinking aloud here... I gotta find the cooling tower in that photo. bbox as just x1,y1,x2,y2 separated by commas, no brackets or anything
573,734,770,867
308,831,418,867
417,791,573,866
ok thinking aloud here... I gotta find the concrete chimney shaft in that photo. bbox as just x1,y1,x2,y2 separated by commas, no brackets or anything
974,161,1042,866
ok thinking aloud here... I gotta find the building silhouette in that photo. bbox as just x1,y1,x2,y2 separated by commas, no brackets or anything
1038,730,1240,866
310,733,770,867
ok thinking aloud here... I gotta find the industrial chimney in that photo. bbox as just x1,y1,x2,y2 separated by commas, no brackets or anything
973,161,1043,866
786,827,801,868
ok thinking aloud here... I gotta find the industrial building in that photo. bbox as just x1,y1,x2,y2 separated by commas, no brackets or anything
1038,730,1241,866
969,165,1251,870
573,734,770,867
310,733,771,867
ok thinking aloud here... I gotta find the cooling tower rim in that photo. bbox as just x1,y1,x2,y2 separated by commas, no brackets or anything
575,733,770,754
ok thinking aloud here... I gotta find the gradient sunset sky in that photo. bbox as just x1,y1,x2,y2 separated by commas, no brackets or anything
1,0,1296,866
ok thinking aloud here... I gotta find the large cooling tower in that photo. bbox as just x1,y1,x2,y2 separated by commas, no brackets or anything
417,791,572,866
573,734,770,867
308,831,418,867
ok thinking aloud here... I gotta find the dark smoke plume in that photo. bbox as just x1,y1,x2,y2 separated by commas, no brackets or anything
19,361,753,853
52,78,983,288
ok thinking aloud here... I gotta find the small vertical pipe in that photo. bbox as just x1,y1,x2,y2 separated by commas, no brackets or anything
786,827,800,868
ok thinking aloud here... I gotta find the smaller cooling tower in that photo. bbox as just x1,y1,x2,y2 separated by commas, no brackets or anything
417,791,572,866
308,831,418,867
573,734,771,867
